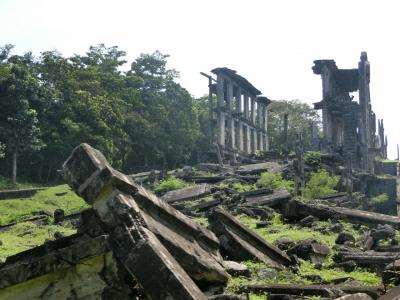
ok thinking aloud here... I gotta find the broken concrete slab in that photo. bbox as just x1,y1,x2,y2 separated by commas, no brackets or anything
240,188,273,197
208,208,292,270
378,286,400,300
161,183,212,203
63,144,228,299
334,250,400,269
0,234,134,299
181,175,227,183
284,200,400,228
239,284,383,298
184,198,222,212
244,189,291,207
236,162,285,175
335,293,374,300
287,239,330,264
222,260,250,277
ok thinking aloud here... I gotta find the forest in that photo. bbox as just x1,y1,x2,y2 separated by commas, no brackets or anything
0,44,319,183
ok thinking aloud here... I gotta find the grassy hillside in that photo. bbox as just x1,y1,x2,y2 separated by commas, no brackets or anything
0,184,88,261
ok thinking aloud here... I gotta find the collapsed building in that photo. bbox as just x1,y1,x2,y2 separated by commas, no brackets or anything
312,52,388,172
203,68,271,161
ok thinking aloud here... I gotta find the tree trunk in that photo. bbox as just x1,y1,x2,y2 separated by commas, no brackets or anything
12,148,17,184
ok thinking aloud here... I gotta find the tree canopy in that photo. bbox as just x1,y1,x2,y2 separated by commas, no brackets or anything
0,44,320,183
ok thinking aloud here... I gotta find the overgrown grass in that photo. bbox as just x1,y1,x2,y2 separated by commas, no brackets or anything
0,222,76,261
0,175,36,191
153,177,188,195
0,184,88,225
257,171,294,192
233,182,256,193
239,215,337,247
300,260,380,285
302,169,339,200
235,215,379,287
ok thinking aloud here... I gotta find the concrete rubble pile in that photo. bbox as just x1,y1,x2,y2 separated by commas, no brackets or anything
2,56,400,299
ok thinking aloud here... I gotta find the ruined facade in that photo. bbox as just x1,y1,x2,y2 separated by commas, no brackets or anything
207,68,270,158
313,52,387,172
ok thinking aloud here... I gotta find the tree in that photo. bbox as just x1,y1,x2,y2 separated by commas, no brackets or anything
268,99,320,152
0,48,43,183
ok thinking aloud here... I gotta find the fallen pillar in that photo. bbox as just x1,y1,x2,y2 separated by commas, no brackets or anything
244,189,291,207
334,250,400,269
235,162,284,175
208,208,293,270
161,184,212,203
239,284,383,298
284,200,400,228
63,143,229,299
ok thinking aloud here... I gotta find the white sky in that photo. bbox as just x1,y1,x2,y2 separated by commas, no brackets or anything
1,0,399,158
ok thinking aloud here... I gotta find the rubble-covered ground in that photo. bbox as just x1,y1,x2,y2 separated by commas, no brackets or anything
0,151,399,299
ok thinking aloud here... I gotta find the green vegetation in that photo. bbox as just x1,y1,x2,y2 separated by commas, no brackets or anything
0,184,87,225
257,171,294,192
302,169,339,200
0,175,35,190
0,222,76,261
382,159,399,163
239,215,337,247
227,215,380,290
267,100,320,153
370,193,389,205
233,182,256,193
153,177,188,195
304,151,327,169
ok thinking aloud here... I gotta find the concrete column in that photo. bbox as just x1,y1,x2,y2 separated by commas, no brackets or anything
258,102,263,128
245,125,251,154
235,87,242,114
264,105,269,151
237,123,244,152
250,97,256,125
263,133,268,151
258,132,264,151
358,52,371,171
216,74,225,146
226,80,235,149
243,94,249,120
252,128,258,153
235,87,244,151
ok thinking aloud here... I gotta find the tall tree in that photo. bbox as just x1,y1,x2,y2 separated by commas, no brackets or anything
0,47,43,183
268,99,320,152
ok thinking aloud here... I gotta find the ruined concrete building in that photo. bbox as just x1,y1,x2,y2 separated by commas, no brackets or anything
313,52,387,172
205,68,270,159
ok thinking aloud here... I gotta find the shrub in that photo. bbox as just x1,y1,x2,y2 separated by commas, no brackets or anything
233,182,255,193
257,171,294,192
153,177,187,195
302,169,339,199
370,193,389,205
304,151,326,169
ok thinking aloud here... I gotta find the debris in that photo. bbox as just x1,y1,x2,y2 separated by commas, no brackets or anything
208,208,293,270
284,200,400,228
244,189,291,207
287,239,330,264
53,208,65,224
222,260,250,277
239,284,382,298
161,184,212,203
62,143,230,298
336,232,356,245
